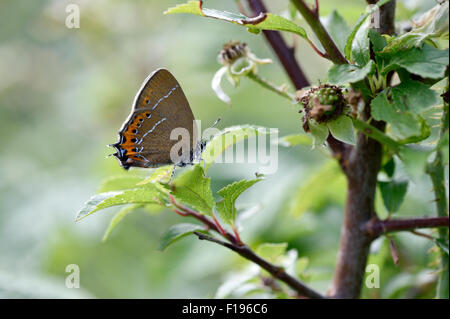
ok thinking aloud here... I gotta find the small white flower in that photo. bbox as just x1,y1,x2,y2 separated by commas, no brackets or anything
212,41,272,106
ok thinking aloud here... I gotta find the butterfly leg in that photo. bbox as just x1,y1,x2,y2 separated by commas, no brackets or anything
168,165,176,182
201,157,206,175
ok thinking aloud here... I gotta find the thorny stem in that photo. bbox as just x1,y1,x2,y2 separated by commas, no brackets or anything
169,196,324,298
426,81,449,299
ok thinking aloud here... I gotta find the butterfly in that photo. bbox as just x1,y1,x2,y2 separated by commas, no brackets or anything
110,68,206,170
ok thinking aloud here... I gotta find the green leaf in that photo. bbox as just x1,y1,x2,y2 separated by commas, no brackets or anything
371,90,431,141
137,165,174,185
97,175,145,193
351,21,370,67
355,118,430,178
327,115,356,145
398,146,432,180
158,223,206,251
321,10,351,54
255,242,288,263
289,161,346,217
309,121,329,148
378,180,408,213
171,165,214,215
296,257,309,276
328,60,375,85
438,130,449,165
76,186,160,221
163,0,203,15
278,134,312,147
397,117,430,144
383,157,396,178
344,0,391,61
102,204,141,241
391,79,439,114
381,45,449,79
368,29,387,53
249,13,307,38
165,1,307,39
216,176,264,225
202,125,276,172
288,2,298,21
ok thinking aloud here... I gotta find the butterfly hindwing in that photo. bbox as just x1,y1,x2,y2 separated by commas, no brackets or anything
112,69,197,169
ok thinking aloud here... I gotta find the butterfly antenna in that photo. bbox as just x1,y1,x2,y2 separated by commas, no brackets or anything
200,117,222,144
211,117,221,129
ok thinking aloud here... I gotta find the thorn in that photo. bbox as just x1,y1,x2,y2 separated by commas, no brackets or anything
387,235,399,266
410,230,435,240
314,0,319,16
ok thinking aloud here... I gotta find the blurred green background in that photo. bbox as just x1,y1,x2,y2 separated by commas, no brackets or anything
0,0,443,298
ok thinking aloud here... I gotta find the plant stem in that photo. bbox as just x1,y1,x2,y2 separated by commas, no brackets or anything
170,195,238,245
366,217,449,237
170,197,324,298
194,232,325,298
352,118,401,152
291,0,347,64
426,81,449,299
246,72,295,101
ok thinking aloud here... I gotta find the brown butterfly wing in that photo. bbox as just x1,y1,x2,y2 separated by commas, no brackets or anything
112,69,196,169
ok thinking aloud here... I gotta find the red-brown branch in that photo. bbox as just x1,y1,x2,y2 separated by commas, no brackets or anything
168,195,324,298
194,231,324,299
366,217,449,237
